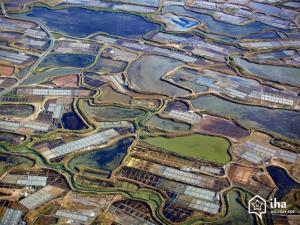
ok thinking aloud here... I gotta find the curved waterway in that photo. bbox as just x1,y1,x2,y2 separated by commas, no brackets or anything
267,166,300,200
19,7,160,37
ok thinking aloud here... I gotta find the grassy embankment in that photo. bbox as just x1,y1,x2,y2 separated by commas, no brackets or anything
144,134,231,164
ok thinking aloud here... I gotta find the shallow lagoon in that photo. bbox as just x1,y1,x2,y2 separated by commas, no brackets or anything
267,166,300,199
21,7,160,38
128,55,190,97
192,95,300,142
39,53,95,69
245,31,280,39
69,138,133,173
145,115,191,132
61,111,87,130
22,68,81,85
163,6,278,37
83,101,145,121
234,57,300,86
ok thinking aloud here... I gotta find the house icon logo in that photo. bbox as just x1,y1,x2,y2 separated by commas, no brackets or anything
248,195,266,219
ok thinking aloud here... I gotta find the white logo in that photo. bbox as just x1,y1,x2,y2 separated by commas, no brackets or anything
248,195,266,219
270,198,286,209
248,195,289,218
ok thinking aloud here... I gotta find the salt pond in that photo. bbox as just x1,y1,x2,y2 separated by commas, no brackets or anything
39,53,95,69
128,55,190,97
145,115,191,132
233,56,300,86
83,101,145,121
20,7,160,38
69,138,133,173
61,111,87,130
163,6,279,37
192,95,300,142
267,166,300,199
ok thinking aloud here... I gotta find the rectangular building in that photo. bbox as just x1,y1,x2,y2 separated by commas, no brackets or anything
42,129,119,160
0,208,22,225
19,185,65,210
1,174,47,187
55,210,89,222
0,120,50,132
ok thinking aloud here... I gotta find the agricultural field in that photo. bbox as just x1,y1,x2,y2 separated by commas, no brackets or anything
0,0,299,224
144,134,231,163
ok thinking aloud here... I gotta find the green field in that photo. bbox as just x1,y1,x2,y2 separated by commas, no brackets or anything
215,189,256,225
144,134,230,164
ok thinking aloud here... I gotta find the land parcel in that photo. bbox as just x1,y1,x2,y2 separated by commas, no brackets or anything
144,134,230,163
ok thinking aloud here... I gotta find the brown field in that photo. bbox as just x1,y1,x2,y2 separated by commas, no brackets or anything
0,188,23,201
132,98,160,109
272,216,290,225
78,90,94,97
96,85,132,105
288,215,300,225
291,165,300,183
124,87,165,100
193,114,250,141
0,78,17,88
50,74,78,87
228,164,275,198
0,65,14,76
0,131,25,144
33,216,58,225
206,63,236,75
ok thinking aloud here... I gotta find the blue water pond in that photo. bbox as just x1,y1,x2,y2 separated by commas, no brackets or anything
69,138,133,172
267,166,300,199
22,7,160,38
61,111,87,130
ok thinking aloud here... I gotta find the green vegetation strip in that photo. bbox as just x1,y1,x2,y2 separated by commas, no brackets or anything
144,134,231,164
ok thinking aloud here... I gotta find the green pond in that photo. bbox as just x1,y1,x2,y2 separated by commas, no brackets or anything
144,134,230,163
192,95,300,142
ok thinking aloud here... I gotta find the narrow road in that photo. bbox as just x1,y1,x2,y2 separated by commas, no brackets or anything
0,1,7,17
0,5,55,97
